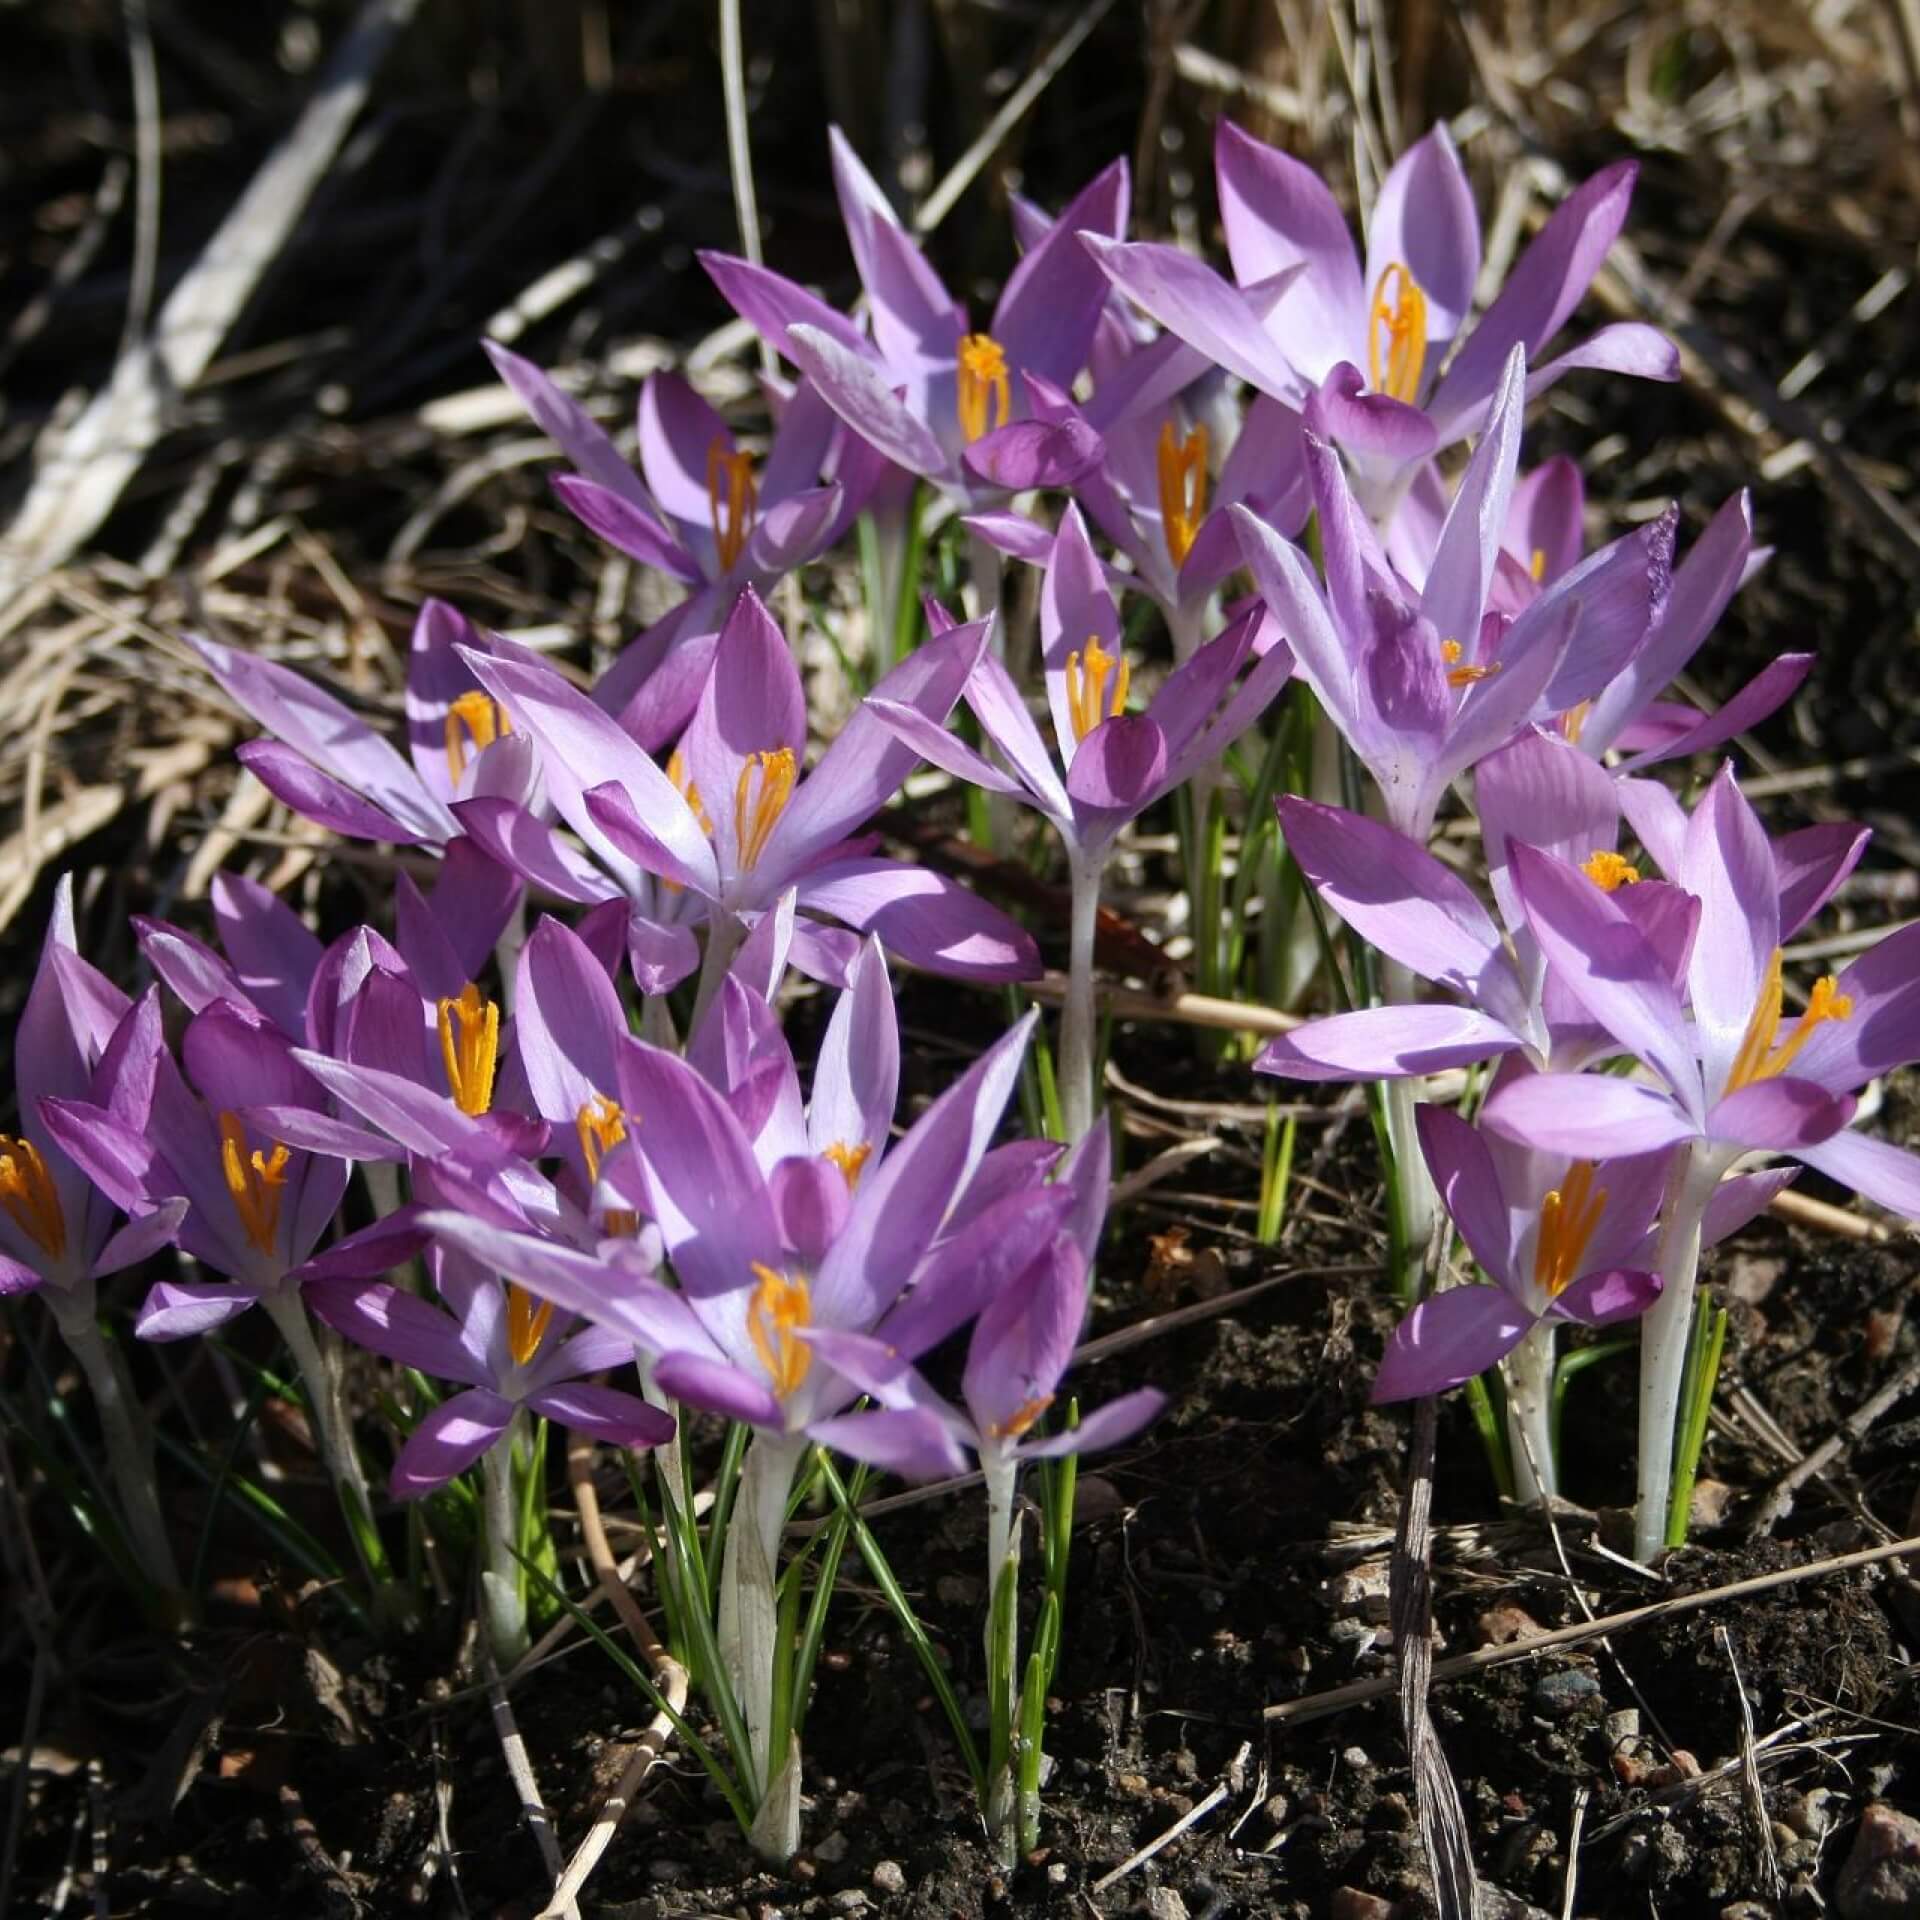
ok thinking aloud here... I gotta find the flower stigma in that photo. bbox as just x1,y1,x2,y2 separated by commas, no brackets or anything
987,1393,1055,1441
821,1140,871,1190
734,748,796,872
219,1112,290,1258
1559,699,1592,745
1725,949,1853,1093
438,982,501,1116
1581,850,1642,892
748,1262,812,1398
1065,635,1130,743
956,333,1011,443
577,1092,638,1236
1156,421,1209,568
444,691,512,787
707,436,757,571
1532,1160,1607,1298
0,1135,66,1259
1440,637,1500,688
1367,262,1429,405
506,1285,554,1369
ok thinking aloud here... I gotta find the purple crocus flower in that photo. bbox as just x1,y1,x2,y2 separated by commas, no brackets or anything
454,588,1040,996
190,600,537,849
1234,349,1676,844
1086,122,1675,509
704,131,1125,500
308,1238,673,1499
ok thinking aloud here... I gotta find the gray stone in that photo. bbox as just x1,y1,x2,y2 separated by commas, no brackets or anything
1837,1803,1920,1920
1530,1667,1602,1716
869,1860,906,1896
1136,1889,1188,1920
813,1831,849,1865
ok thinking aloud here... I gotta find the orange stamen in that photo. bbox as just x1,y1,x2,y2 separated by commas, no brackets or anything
1366,262,1429,404
445,691,512,787
0,1135,66,1260
577,1093,638,1236
747,1262,812,1398
437,983,500,1116
1580,851,1642,892
1156,421,1209,568
1065,635,1130,743
987,1393,1055,1441
733,748,796,872
821,1141,872,1190
956,333,1011,443
507,1285,555,1368
707,436,757,572
1532,1161,1607,1299
1725,950,1853,1094
219,1112,290,1258
1440,636,1500,688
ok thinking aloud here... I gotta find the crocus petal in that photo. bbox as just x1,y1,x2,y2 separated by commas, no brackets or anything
404,600,489,806
39,1097,172,1215
1792,928,1920,1094
963,416,1103,491
1364,123,1480,360
515,915,629,1147
484,340,650,507
452,797,620,906
963,1237,1085,1443
1372,1287,1532,1403
1254,1004,1524,1083
1506,456,1585,586
1615,654,1816,775
1679,767,1779,1097
991,156,1129,390
1421,345,1525,655
1708,1078,1855,1152
91,1198,189,1276
797,858,1041,982
1082,234,1302,403
1066,715,1169,819
135,917,248,1019
637,371,736,557
1415,1105,1515,1286
1482,1071,1696,1159
1792,1129,1920,1222
966,651,1074,819
1702,1167,1799,1246
770,1155,852,1267
525,1382,677,1451
698,250,875,364
865,695,1028,798
1474,726,1620,940
211,872,324,1037
1307,363,1437,461
1550,1266,1662,1326
961,511,1055,565
135,1279,259,1341
652,1351,788,1429
392,1389,513,1498
809,939,897,1171
236,741,426,845
552,475,702,581
1509,842,1704,1123
808,1408,971,1481
307,1279,490,1385
1231,503,1363,748
1023,1388,1169,1459
785,324,948,478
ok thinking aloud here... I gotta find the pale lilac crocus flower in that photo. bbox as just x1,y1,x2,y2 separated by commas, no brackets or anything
1086,121,1675,517
872,503,1293,1138
1482,766,1911,1556
455,588,1040,1010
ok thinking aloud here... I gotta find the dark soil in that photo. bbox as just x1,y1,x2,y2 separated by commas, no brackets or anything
2,5,1919,1918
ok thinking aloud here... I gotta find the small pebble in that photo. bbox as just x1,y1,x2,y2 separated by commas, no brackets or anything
870,1860,906,1896
1340,1746,1371,1773
813,1832,849,1865
1836,1801,1920,1920
1475,1604,1540,1646
1135,1888,1188,1920
1530,1667,1601,1717
829,1892,869,1915
1328,1891,1394,1920
1787,1787,1840,1839
1047,1862,1068,1885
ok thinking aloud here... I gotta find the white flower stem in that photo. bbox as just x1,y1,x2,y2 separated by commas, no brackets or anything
718,1431,806,1804
981,1447,1022,1858
1378,959,1436,1300
52,1302,183,1597
1503,1320,1558,1505
479,1410,529,1666
690,912,746,1036
1634,1144,1725,1563
1059,851,1104,1143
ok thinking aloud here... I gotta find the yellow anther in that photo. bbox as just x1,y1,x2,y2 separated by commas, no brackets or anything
506,1285,555,1368
956,332,1011,443
1532,1161,1607,1299
444,690,511,788
707,436,758,572
1156,420,1209,569
1439,636,1500,688
987,1393,1055,1441
219,1111,290,1259
747,1262,812,1399
667,747,712,838
437,982,501,1117
822,1141,872,1190
733,747,796,872
1581,850,1642,892
1559,699,1592,745
0,1135,66,1261
1529,547,1548,584
1725,950,1854,1094
1366,262,1429,405
577,1092,638,1235
1065,635,1130,744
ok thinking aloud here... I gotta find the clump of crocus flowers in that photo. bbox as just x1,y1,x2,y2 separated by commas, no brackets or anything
7,113,1913,1884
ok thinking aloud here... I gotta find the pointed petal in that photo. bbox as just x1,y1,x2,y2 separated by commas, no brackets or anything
1615,654,1815,775
1421,345,1525,654
1679,767,1779,1096
307,1278,490,1386
552,474,702,580
1550,1266,1662,1326
809,940,897,1172
992,157,1129,389
236,741,426,845
1482,1070,1696,1159
653,1351,786,1429
1372,1287,1531,1402
797,858,1040,982
1415,1105,1515,1285
1254,1003,1525,1083
784,324,948,477
1792,1129,1920,1222
1365,123,1480,358
134,1279,259,1341
392,1389,512,1498
1708,1078,1855,1152
525,1382,677,1451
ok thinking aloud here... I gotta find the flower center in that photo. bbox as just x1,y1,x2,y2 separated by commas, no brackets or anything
1367,262,1429,405
956,332,1011,443
747,1261,812,1398
437,982,501,1116
1440,637,1499,689
506,1285,554,1369
1725,949,1853,1094
1065,635,1130,744
219,1111,290,1258
987,1393,1054,1441
821,1140,871,1190
577,1092,638,1236
1559,699,1592,745
444,691,512,787
1580,851,1641,892
707,436,757,571
734,748,796,872
1156,420,1209,568
1532,1160,1606,1298
0,1136,66,1260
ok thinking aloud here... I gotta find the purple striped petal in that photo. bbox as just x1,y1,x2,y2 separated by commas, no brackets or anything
1372,1286,1531,1403
1550,1266,1661,1327
797,858,1040,982
1254,1004,1524,1083
525,1382,676,1451
1482,1071,1696,1160
392,1388,513,1498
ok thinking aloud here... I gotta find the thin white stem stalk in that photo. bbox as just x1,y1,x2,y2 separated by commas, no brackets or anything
479,1412,530,1666
689,913,745,1037
1059,852,1104,1143
1634,1144,1726,1562
981,1447,1022,1857
1503,1320,1557,1506
1378,959,1435,1297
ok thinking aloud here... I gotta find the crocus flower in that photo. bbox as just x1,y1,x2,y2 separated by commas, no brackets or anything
1234,349,1676,844
308,1238,673,1499
705,131,1124,500
454,588,1040,993
1086,122,1675,511
190,600,537,849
